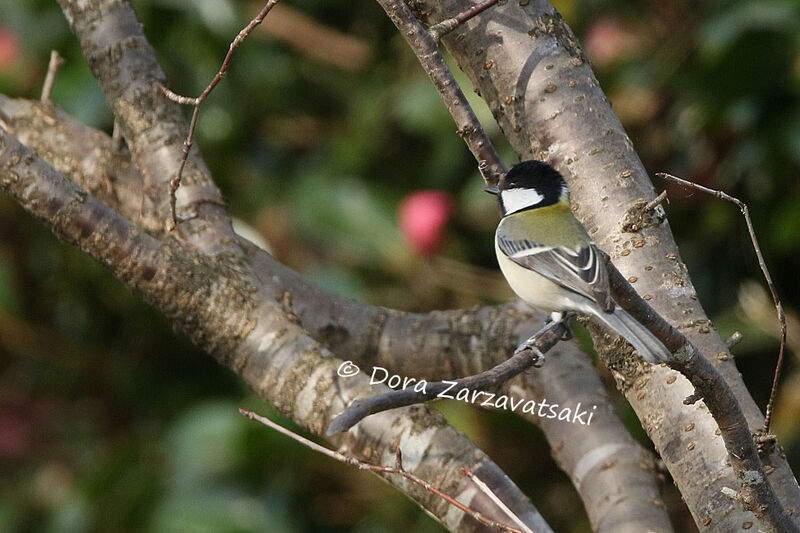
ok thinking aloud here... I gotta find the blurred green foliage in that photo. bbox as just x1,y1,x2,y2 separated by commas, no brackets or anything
0,0,798,531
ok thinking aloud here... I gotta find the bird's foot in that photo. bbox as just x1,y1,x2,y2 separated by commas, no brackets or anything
545,312,574,341
513,340,546,367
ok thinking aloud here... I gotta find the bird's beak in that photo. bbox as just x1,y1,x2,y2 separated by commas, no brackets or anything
484,185,500,195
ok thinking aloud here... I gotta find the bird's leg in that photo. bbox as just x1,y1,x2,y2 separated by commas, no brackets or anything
545,311,574,340
513,312,575,367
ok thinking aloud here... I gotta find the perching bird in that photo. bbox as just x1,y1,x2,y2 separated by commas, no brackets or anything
486,160,670,364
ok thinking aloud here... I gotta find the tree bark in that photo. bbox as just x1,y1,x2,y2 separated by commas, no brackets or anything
411,0,800,530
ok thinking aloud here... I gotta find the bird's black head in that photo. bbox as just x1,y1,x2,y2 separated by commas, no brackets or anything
488,160,569,215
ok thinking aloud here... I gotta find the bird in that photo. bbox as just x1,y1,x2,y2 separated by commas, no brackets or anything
485,160,670,364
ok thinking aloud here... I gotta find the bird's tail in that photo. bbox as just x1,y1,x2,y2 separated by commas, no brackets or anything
593,307,671,364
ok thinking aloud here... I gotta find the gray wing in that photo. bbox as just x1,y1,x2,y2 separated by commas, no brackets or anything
497,234,614,312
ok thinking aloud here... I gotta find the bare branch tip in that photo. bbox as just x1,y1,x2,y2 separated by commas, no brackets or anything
428,0,500,41
644,190,669,212
41,50,65,103
725,331,743,348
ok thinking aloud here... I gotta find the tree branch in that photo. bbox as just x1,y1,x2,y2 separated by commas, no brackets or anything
157,0,281,228
0,95,142,218
57,0,234,252
602,256,797,532
376,0,506,184
656,172,787,434
409,0,800,529
327,316,564,435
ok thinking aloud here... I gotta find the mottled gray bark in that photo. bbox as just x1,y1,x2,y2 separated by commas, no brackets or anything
411,0,800,530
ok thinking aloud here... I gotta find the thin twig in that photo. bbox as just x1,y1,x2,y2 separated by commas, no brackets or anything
239,409,526,533
656,172,787,434
376,0,506,184
726,331,743,348
41,50,65,103
462,468,536,533
644,190,668,212
428,0,500,42
157,0,281,229
327,316,568,435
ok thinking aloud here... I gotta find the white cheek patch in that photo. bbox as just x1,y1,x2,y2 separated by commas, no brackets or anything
501,188,544,214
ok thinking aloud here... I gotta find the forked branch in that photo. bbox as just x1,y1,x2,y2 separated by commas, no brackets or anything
157,0,281,228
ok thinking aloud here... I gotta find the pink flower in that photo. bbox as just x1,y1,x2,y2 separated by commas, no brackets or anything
584,17,641,68
0,27,19,70
398,190,455,256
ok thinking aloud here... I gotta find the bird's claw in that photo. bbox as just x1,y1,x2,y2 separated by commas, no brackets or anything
513,342,546,367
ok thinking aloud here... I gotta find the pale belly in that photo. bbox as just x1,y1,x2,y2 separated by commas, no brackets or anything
495,241,593,314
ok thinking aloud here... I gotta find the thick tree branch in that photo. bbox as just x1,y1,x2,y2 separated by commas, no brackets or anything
0,128,162,288
409,0,800,529
507,350,670,533
0,95,142,218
